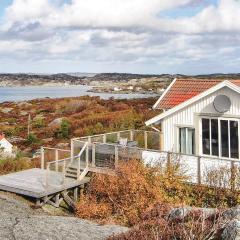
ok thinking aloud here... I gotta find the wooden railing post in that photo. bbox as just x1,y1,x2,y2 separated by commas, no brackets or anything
117,132,120,141
231,161,236,191
159,132,164,151
77,156,80,179
71,139,74,163
86,143,89,167
167,152,171,171
144,131,148,149
41,147,45,169
130,130,134,141
88,136,91,143
63,160,66,185
115,146,119,169
45,163,50,188
197,157,201,185
55,149,59,172
103,134,106,143
92,144,96,167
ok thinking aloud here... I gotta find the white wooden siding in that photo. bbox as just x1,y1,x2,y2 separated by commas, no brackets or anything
162,87,240,153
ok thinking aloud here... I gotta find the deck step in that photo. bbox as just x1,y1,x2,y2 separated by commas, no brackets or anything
68,166,78,171
66,169,77,174
65,173,78,179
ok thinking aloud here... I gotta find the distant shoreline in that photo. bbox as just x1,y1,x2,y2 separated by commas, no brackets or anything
0,85,156,103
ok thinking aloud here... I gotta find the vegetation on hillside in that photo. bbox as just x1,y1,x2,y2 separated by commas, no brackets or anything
0,154,37,175
76,159,240,239
76,159,189,226
0,96,158,153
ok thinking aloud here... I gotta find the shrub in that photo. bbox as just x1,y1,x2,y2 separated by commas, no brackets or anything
27,133,40,145
76,159,188,226
59,119,70,138
0,156,33,175
33,117,45,128
108,205,227,240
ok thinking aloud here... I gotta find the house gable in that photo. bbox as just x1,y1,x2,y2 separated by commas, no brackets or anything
153,78,240,110
146,80,240,126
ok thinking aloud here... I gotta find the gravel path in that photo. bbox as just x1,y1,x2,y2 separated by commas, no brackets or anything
0,193,128,240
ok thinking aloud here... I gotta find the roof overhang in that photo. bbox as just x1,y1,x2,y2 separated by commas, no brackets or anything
152,78,177,109
146,80,240,126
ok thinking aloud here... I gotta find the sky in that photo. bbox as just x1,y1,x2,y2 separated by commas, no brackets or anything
0,0,239,74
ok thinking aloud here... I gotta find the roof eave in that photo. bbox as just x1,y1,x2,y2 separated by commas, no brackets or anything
152,78,177,109
146,80,240,126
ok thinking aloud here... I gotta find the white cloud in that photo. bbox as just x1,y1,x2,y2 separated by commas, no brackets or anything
0,0,240,74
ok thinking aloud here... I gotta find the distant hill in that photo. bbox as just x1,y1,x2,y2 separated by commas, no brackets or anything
0,72,240,87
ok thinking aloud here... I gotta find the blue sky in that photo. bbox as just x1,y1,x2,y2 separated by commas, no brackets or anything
0,0,240,74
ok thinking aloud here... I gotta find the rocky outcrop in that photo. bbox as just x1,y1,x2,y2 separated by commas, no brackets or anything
48,118,63,127
168,206,240,240
0,193,128,240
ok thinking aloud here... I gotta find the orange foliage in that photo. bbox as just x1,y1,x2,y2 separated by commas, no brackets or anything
76,159,187,226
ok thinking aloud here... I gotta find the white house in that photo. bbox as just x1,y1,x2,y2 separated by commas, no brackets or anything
0,133,13,156
146,78,240,160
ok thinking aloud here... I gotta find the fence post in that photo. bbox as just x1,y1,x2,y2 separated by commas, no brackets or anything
103,134,106,143
144,131,148,149
41,147,45,169
231,161,236,191
63,160,66,185
45,163,50,188
71,139,74,163
197,157,201,185
115,146,119,169
77,155,81,179
117,132,120,141
130,130,134,141
166,152,171,171
159,132,164,151
86,143,89,167
92,143,96,167
55,149,59,172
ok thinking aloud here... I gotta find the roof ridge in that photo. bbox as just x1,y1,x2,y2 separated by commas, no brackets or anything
176,78,222,82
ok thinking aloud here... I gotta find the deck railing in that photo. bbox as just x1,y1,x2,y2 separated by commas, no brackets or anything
40,147,71,169
40,129,240,191
42,143,90,187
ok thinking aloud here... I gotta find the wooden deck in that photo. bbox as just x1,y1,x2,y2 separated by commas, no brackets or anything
0,168,90,199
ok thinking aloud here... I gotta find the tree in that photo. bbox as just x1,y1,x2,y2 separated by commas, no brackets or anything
59,119,70,138
27,133,40,145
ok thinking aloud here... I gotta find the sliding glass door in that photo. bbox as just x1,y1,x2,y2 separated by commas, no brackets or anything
201,117,239,159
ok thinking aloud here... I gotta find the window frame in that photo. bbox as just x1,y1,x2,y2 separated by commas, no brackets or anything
178,126,195,155
199,116,240,160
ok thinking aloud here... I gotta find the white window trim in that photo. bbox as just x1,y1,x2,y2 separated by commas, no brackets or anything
177,126,195,155
199,116,240,160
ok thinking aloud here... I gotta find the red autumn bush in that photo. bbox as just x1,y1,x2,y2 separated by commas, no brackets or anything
108,204,227,240
76,159,188,226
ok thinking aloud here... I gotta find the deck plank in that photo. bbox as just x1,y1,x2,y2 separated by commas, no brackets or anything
0,168,89,198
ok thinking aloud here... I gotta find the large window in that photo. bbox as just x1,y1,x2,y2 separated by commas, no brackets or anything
179,127,195,155
201,118,239,159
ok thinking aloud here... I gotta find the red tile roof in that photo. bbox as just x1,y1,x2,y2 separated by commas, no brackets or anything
0,133,5,141
155,79,240,110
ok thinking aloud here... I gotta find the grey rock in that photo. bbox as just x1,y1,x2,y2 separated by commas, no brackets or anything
17,102,32,107
223,206,240,221
1,108,13,114
168,207,218,221
49,118,63,127
221,220,240,240
168,207,193,221
0,194,128,240
20,111,28,116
